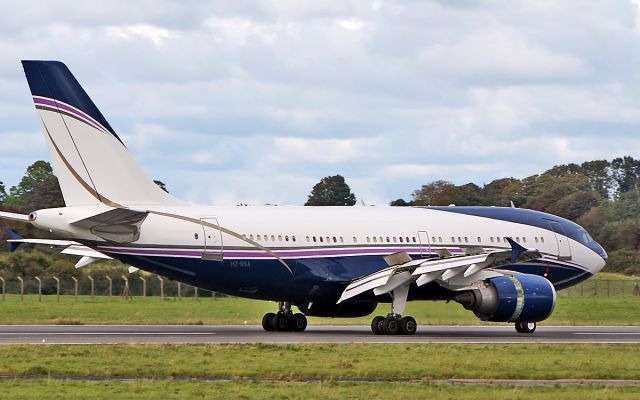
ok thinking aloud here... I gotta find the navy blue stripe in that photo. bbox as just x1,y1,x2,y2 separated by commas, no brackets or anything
21,60,124,145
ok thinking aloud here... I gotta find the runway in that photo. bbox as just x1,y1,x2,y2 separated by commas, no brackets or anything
0,325,638,344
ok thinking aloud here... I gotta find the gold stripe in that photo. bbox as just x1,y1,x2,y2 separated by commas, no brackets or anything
148,210,293,274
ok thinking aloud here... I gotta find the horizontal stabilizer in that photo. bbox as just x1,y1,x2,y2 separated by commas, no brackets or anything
0,211,30,222
71,208,148,243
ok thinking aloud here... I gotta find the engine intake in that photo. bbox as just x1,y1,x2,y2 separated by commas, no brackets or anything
455,274,556,322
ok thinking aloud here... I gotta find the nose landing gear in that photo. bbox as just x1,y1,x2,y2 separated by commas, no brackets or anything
261,301,308,332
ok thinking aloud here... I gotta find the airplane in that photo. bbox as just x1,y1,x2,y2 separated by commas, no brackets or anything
0,60,607,335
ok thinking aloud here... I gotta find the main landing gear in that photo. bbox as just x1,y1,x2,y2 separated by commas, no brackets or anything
370,284,417,335
514,321,536,334
371,314,417,335
261,301,307,332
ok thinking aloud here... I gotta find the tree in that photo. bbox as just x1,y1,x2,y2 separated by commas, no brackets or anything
154,180,169,193
481,178,525,207
611,156,640,196
0,181,5,204
389,198,413,206
3,161,65,212
305,175,356,206
580,160,612,199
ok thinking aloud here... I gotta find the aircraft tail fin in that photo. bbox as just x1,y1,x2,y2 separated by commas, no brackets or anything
21,60,184,208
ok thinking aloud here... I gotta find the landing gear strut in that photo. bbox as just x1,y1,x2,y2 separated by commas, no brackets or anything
514,321,536,334
370,285,417,335
261,301,307,332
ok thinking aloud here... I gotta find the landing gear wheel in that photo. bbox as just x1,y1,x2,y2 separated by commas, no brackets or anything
515,322,536,334
272,313,290,331
399,316,417,335
292,313,307,332
371,316,384,335
262,313,275,331
382,316,400,335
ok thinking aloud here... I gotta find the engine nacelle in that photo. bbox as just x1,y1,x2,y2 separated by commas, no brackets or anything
455,274,556,322
297,301,377,318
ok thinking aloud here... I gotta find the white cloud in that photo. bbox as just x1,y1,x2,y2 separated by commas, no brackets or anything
0,1,639,205
105,24,176,46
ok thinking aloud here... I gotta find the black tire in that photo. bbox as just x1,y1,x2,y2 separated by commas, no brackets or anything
371,316,384,335
292,313,307,332
262,313,275,331
399,316,417,335
382,316,400,335
272,313,290,331
515,322,536,334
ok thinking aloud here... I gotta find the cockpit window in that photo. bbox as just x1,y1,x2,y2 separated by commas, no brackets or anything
578,228,593,244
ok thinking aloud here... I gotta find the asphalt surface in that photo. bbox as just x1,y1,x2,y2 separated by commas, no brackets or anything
0,325,638,344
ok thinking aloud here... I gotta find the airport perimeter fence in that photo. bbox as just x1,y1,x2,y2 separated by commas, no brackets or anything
0,274,220,301
0,275,637,300
560,279,640,297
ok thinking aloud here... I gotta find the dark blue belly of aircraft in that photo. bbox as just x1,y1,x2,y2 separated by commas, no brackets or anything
108,253,592,303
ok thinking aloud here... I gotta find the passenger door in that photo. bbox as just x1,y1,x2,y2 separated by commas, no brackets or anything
418,231,431,258
200,217,223,261
548,221,571,260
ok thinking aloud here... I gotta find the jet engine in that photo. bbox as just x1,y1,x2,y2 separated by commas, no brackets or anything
297,301,377,318
455,274,556,322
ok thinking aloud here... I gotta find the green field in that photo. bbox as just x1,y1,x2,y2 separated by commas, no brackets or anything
2,380,639,400
2,343,639,380
1,344,639,399
0,294,638,325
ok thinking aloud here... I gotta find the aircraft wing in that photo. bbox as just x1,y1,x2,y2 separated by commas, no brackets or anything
337,238,541,304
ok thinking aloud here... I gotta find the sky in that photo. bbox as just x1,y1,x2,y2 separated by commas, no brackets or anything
1,1,639,206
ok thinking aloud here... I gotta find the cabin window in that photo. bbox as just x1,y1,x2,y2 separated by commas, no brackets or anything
412,237,417,243
249,234,254,240
477,237,481,243
515,237,520,243
393,237,397,242
353,237,357,243
490,237,494,243
522,237,526,243
319,237,324,242
306,236,310,242
535,237,539,243
457,236,462,243
373,237,378,243
386,237,390,243
451,237,455,243
464,237,468,243
242,234,247,240
333,237,337,243
326,236,331,243
438,237,442,243
339,237,343,243
399,237,404,243
285,235,289,242
292,236,296,242
379,236,383,243
497,237,501,243
257,235,261,241
406,237,410,243
278,235,282,241
540,237,545,243
271,235,275,241
431,237,436,243
313,236,317,242
366,237,370,243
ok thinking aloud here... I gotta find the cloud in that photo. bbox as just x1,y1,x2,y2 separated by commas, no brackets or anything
106,24,177,46
0,1,639,205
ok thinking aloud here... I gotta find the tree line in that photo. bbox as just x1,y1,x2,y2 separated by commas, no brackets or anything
1,158,638,280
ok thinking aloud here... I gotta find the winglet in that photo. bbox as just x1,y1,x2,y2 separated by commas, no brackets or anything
506,237,527,263
3,229,24,252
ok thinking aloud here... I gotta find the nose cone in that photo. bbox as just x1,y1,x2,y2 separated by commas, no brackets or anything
586,241,607,274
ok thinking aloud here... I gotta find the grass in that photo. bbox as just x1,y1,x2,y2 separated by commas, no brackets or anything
1,344,639,380
1,380,639,400
0,295,638,325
